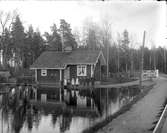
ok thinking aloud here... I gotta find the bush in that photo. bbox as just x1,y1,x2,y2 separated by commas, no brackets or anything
0,75,7,83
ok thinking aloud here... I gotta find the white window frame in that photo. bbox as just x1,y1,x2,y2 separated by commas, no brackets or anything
77,65,87,76
41,69,47,76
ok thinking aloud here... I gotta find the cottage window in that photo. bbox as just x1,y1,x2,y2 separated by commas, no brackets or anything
41,69,47,76
77,65,87,76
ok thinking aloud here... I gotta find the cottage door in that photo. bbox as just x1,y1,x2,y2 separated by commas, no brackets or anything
64,67,70,81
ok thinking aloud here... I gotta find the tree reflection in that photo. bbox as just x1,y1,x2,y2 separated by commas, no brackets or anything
11,106,26,133
0,85,142,133
26,110,33,131
109,88,119,103
60,113,72,133
0,92,42,133
51,114,58,128
33,111,41,130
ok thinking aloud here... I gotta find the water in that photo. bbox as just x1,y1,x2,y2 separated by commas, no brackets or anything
0,85,141,133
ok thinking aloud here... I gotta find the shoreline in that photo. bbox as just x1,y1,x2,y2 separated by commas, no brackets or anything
82,81,155,133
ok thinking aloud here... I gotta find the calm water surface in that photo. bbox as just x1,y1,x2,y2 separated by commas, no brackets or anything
0,85,141,133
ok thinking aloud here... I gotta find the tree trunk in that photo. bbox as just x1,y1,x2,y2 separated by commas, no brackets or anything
117,51,120,73
164,49,166,73
106,40,109,78
139,31,146,88
130,49,134,76
126,63,128,73
154,49,156,70
130,59,134,76
149,54,152,69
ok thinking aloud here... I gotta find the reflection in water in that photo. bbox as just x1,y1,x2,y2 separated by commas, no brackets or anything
0,85,141,133
59,114,72,133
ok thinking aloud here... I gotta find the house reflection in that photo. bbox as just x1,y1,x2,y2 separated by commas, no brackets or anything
0,84,141,133
12,107,26,133
59,114,72,133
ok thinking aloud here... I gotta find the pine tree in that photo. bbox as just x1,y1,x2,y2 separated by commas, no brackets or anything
24,25,34,67
86,28,98,50
11,15,25,50
3,28,12,66
44,24,62,51
121,29,130,72
11,15,25,67
25,26,45,68
59,19,77,50
32,31,45,60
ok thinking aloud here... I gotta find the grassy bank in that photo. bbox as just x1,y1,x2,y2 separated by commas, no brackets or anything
82,82,155,133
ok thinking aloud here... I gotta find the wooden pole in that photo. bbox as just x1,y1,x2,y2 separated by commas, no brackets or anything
106,39,109,78
164,48,166,73
60,69,62,102
139,31,146,88
100,88,101,114
117,43,120,73
106,88,108,118
1,109,3,133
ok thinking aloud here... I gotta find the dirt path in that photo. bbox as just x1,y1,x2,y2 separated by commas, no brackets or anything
96,76,167,133
95,79,151,88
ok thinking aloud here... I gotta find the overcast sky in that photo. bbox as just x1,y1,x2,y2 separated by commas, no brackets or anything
0,1,166,48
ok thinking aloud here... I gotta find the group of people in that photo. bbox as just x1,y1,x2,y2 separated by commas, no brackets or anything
64,77,95,87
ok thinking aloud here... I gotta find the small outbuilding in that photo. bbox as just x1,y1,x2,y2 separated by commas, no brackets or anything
30,49,106,87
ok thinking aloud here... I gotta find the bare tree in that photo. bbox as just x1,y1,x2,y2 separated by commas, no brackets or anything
100,17,112,78
0,11,10,34
129,34,137,76
73,28,83,47
82,19,103,50
163,47,166,73
0,10,17,33
116,32,121,73
139,31,146,88
150,41,156,70
0,10,17,67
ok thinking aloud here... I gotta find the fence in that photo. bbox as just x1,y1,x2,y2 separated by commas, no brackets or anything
142,70,159,80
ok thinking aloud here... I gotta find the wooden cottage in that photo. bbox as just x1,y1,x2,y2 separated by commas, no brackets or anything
30,49,106,87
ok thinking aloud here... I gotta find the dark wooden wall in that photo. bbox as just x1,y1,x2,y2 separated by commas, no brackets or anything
36,60,102,84
37,69,60,83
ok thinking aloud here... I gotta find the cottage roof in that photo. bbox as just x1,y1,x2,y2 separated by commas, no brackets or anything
30,49,106,69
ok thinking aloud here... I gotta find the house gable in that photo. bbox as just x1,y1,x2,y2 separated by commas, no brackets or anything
95,51,106,66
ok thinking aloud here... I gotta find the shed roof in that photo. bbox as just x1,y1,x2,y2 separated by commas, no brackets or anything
30,49,106,69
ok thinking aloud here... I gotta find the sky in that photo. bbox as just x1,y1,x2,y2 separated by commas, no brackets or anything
0,1,166,48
